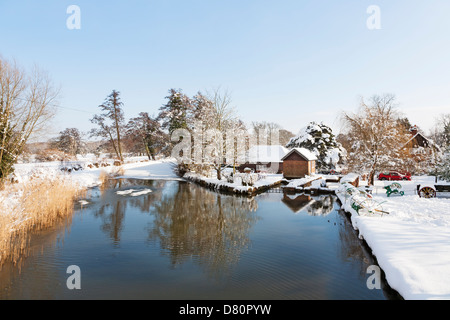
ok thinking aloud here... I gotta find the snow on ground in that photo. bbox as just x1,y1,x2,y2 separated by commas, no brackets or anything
11,157,182,189
337,176,450,300
112,159,183,181
69,158,182,187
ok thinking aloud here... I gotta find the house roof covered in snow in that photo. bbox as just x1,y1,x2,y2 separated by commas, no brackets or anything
281,148,318,161
245,145,289,163
404,130,441,152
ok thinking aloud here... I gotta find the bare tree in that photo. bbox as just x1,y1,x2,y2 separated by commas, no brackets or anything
251,121,295,146
205,88,240,180
50,127,86,156
125,112,168,160
207,88,235,129
341,94,411,185
432,114,450,148
0,57,58,183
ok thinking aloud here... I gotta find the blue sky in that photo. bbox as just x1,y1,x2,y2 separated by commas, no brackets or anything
1,1,450,139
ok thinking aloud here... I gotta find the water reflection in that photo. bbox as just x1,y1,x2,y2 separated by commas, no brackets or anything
306,195,335,216
281,193,335,216
91,181,400,298
147,182,259,279
93,179,260,279
93,179,165,245
282,193,314,214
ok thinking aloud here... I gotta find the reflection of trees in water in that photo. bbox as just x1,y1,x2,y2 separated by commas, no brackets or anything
94,179,165,246
126,180,165,212
147,182,259,279
306,195,335,216
94,195,126,246
93,179,259,279
281,193,335,216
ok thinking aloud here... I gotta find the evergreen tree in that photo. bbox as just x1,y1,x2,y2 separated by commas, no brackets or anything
90,90,125,161
190,91,215,129
158,89,192,133
286,121,345,171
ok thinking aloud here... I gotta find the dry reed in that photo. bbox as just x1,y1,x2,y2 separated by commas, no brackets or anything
0,176,85,267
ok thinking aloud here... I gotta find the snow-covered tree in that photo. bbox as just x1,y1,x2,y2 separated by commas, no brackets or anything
432,113,450,149
167,88,244,180
190,91,215,130
90,90,126,162
191,88,240,180
286,121,345,171
341,94,411,185
158,89,192,134
434,147,450,181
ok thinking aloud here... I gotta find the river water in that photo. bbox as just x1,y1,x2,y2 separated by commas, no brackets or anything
0,179,401,300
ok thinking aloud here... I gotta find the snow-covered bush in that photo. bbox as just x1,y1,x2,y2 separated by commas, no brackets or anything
435,148,450,181
234,172,260,186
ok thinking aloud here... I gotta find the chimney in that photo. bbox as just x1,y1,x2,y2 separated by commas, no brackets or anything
409,125,418,136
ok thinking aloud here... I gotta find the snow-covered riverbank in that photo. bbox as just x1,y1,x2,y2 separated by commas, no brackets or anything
336,177,450,300
10,157,182,188
0,158,182,225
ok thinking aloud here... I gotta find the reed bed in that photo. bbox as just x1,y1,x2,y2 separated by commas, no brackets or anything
0,176,85,267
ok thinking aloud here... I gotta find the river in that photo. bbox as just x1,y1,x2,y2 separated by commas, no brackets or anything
0,179,401,300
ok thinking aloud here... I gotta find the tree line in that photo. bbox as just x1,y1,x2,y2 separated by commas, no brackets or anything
2,55,450,186
52,87,295,180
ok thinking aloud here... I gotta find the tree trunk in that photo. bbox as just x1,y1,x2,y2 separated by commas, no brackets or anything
368,170,376,186
144,142,152,161
113,101,123,162
115,120,123,161
216,166,221,180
